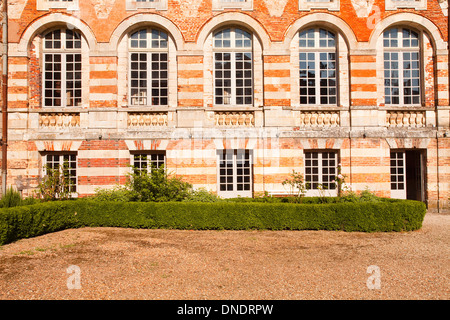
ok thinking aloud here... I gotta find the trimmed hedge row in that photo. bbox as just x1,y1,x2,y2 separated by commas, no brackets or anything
0,199,427,245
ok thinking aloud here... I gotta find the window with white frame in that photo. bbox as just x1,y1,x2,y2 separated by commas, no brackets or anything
214,28,253,106
212,0,253,10
126,0,168,10
299,0,340,11
43,153,77,194
43,28,82,108
37,0,79,11
383,28,421,106
299,28,337,105
132,152,166,174
390,151,406,199
217,150,252,198
385,0,426,11
304,151,338,193
129,28,168,106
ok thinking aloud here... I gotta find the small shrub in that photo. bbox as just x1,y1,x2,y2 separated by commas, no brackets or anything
183,188,222,202
0,188,40,208
338,188,381,203
339,190,360,203
93,166,194,202
0,187,23,208
35,165,75,201
93,186,132,202
282,170,307,200
358,188,381,202
126,165,193,202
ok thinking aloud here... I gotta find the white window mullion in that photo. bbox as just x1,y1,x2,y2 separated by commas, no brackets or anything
232,150,238,192
61,53,67,108
314,29,321,105
60,30,66,108
314,51,320,104
230,30,236,106
147,52,152,106
231,52,236,106
397,30,404,106
398,50,404,106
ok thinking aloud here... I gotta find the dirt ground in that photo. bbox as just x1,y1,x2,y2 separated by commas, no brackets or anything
0,213,448,300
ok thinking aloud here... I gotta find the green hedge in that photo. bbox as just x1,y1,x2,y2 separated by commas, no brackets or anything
0,199,427,245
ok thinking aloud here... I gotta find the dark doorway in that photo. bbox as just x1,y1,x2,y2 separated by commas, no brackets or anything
405,150,426,202
390,149,426,202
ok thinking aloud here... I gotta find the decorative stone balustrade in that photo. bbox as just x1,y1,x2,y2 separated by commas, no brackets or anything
215,112,255,127
127,112,168,127
299,111,340,127
39,113,80,128
386,111,425,128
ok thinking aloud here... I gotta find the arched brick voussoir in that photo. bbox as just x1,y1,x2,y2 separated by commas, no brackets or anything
109,13,185,52
13,13,98,57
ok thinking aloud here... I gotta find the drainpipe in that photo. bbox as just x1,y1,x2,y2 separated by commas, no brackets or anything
1,0,7,196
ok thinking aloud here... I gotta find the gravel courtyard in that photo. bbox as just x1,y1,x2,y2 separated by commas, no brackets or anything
0,214,448,300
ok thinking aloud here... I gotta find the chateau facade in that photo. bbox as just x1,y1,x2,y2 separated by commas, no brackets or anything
0,0,449,212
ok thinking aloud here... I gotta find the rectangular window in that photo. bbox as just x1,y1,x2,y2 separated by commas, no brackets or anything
43,153,77,194
214,52,253,105
304,151,337,193
299,0,340,11
384,52,400,105
126,0,168,10
384,52,420,105
390,151,405,191
212,0,253,10
383,28,421,106
37,0,79,10
217,150,252,198
385,0,427,11
132,152,166,174
299,52,337,105
44,53,82,107
299,28,337,106
43,29,82,108
130,53,168,106
299,53,316,104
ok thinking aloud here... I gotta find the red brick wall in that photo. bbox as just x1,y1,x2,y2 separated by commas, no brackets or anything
7,1,448,44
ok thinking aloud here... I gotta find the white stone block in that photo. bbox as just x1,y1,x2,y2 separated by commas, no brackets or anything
264,108,295,127
88,111,118,129
351,109,379,127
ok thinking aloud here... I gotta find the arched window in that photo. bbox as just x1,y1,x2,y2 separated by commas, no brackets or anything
213,28,253,106
383,27,421,105
299,28,337,105
129,28,168,106
43,28,82,107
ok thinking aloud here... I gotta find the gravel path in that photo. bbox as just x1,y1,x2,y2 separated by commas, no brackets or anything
0,214,448,300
